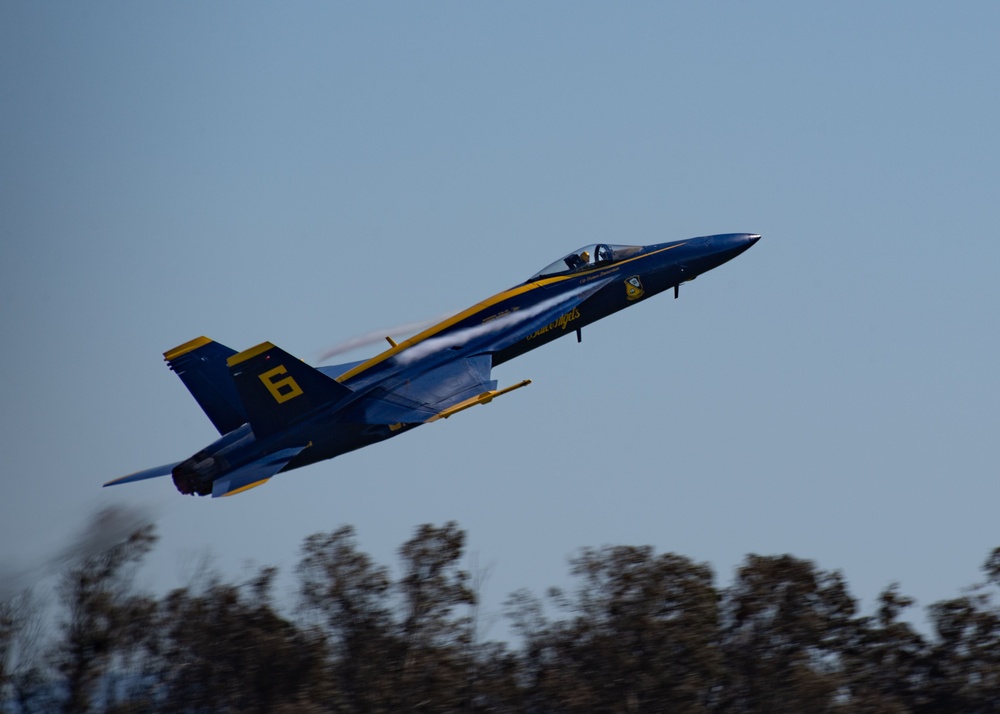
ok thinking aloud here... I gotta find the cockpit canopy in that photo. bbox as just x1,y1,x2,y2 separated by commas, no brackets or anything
528,243,643,281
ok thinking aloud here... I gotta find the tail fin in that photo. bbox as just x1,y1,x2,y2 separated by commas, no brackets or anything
227,342,353,439
164,337,247,434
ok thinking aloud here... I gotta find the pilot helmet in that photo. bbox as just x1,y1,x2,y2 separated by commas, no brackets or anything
580,251,590,263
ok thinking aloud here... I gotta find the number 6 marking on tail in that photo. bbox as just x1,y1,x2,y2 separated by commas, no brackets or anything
260,365,304,403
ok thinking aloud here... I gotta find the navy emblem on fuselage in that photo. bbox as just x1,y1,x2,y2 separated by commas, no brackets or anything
625,275,644,301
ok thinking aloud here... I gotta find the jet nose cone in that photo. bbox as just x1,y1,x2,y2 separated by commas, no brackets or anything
695,233,760,270
718,233,760,255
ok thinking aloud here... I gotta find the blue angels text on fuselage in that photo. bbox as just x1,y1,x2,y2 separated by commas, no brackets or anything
105,233,759,497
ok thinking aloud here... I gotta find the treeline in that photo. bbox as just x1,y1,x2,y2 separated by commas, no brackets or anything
3,508,1000,713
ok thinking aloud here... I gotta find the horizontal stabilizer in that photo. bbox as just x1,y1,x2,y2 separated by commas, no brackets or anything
228,342,353,439
211,446,307,498
104,462,181,488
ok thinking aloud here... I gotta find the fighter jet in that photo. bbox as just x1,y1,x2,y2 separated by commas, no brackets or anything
105,233,759,497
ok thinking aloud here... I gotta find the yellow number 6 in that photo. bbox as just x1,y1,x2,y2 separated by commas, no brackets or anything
259,365,304,403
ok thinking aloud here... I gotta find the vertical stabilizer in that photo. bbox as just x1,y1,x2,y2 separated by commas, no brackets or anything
164,337,247,435
227,342,353,439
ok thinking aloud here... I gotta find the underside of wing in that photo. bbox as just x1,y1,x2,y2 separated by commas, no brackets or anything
348,280,614,425
356,354,497,424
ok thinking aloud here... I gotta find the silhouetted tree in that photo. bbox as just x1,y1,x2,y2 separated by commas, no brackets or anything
507,546,721,713
20,510,1000,713
839,583,929,713
156,566,330,714
394,521,476,711
294,521,479,713
297,525,397,712
920,547,1000,713
51,507,157,714
0,589,51,714
716,554,855,713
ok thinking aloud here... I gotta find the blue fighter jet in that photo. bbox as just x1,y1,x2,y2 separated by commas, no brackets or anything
106,233,759,497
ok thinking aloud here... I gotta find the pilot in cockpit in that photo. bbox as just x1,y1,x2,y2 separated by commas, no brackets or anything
564,251,590,271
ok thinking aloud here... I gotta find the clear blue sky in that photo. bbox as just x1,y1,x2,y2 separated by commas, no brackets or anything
2,2,998,636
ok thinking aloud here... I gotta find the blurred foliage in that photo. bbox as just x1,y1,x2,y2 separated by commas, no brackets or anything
3,508,1000,713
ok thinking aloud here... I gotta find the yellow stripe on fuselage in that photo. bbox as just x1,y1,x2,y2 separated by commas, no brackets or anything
336,275,570,382
335,242,686,383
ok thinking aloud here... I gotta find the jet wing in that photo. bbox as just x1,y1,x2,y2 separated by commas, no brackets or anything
357,354,497,424
351,278,615,425
211,445,307,498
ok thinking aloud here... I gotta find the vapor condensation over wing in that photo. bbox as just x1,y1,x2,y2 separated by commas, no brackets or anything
395,282,598,365
317,314,452,362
